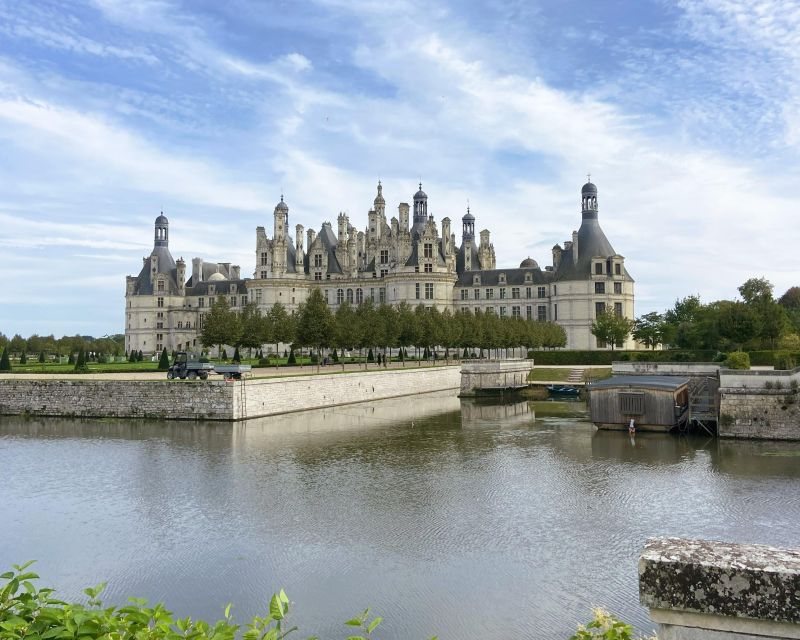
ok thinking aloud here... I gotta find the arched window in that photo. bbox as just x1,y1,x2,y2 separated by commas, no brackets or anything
356,288,363,304
347,289,354,304
337,289,344,304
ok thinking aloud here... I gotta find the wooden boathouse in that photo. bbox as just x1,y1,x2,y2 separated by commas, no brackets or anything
588,375,689,432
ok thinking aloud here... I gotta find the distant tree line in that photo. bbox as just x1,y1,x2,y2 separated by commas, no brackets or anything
0,333,125,360
199,289,567,361
625,277,800,352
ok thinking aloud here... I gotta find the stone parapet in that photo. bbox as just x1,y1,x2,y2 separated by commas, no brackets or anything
640,537,800,639
612,362,721,376
459,359,534,396
719,388,800,440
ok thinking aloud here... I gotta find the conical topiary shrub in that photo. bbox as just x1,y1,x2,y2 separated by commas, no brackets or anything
158,348,170,370
20,352,27,365
367,348,374,363
233,347,241,363
74,347,89,373
0,346,11,372
287,349,296,365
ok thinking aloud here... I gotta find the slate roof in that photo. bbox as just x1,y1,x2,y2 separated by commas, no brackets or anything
589,376,689,391
188,279,249,296
134,246,178,295
553,217,634,283
455,267,553,287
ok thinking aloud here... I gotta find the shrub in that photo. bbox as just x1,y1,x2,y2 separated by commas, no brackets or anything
331,348,339,363
724,352,750,370
19,352,27,365
68,353,75,365
570,608,653,640
158,348,170,371
233,347,241,363
367,348,374,362
774,352,796,371
258,357,270,366
310,352,319,365
0,346,10,371
199,355,210,363
0,562,435,640
287,349,296,365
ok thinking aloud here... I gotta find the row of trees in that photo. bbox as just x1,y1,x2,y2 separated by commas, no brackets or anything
623,278,800,352
200,290,567,360
0,333,125,358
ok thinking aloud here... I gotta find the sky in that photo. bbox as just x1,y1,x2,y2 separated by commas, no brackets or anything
1,0,799,337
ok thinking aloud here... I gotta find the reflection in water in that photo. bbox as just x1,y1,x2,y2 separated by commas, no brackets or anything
2,395,799,640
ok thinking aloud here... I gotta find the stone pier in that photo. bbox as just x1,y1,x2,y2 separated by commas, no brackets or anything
640,537,800,639
459,359,533,396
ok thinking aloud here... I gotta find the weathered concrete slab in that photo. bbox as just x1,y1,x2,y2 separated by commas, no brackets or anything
640,537,800,639
460,359,533,396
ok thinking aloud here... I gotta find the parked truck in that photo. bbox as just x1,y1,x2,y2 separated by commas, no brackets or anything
166,352,251,380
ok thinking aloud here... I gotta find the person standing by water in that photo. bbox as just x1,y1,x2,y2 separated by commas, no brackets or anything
628,418,636,435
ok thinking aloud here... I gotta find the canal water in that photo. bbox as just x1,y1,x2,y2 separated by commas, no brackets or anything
2,392,800,639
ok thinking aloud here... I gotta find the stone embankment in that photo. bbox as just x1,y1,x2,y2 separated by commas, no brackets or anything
0,366,461,421
640,537,800,639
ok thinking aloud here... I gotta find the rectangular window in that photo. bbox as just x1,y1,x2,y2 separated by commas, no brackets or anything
425,283,434,299
157,297,164,308
526,287,532,299
614,282,622,294
380,269,389,278
379,288,386,303
242,295,247,306
255,289,262,303
595,262,603,275
554,304,558,321
597,338,607,349
461,289,468,300
424,243,433,258
474,289,480,300
512,287,520,299
500,288,506,299
500,306,507,317
157,280,165,292
526,306,532,320
424,263,432,273
198,297,205,308
615,302,623,317
486,307,494,314
231,296,237,307
370,288,375,301
512,306,520,318
615,263,621,275
260,270,267,279
315,272,322,280
595,282,605,294
595,301,606,316
156,322,163,329
380,250,389,264
156,333,163,341
260,252,268,266
314,254,323,267
324,290,329,304
486,288,494,299
537,305,547,321
415,283,420,299
177,321,183,329
537,286,546,298
620,392,644,415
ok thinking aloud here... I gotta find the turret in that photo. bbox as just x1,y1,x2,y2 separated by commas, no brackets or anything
581,179,598,219
154,212,169,247
338,212,349,244
462,207,475,243
192,257,203,286
295,224,305,268
373,181,385,217
398,203,410,232
572,230,579,264
176,258,186,293
413,183,428,225
274,196,288,241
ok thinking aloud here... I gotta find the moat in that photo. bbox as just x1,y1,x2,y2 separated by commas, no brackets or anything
2,393,800,640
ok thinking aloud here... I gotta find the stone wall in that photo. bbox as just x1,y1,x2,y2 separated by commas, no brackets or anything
640,537,800,639
459,359,533,396
612,362,721,376
719,388,800,440
0,379,235,420
0,367,461,421
237,365,461,419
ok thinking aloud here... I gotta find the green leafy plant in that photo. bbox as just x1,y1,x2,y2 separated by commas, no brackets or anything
570,608,655,640
0,563,439,640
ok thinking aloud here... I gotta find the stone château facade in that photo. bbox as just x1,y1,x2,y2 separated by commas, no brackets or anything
125,180,634,355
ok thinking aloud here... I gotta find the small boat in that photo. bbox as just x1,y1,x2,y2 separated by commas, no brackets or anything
547,384,581,397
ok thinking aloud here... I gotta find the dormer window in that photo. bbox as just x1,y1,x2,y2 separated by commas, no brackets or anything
473,274,481,286
499,273,506,284
525,273,532,282
594,262,603,275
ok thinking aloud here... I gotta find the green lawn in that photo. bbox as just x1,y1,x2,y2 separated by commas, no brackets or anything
527,367,612,382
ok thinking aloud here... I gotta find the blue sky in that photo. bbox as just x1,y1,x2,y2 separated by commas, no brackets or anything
1,0,799,337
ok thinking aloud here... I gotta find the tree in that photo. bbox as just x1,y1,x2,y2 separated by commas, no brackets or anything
239,302,264,358
74,346,89,373
717,300,760,351
295,288,335,371
201,296,241,358
591,310,633,350
269,302,294,358
334,302,359,369
738,277,774,305
9,334,25,357
38,350,45,363
632,312,666,350
396,302,417,366
356,299,379,367
19,352,27,365
0,346,10,371
158,348,170,370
